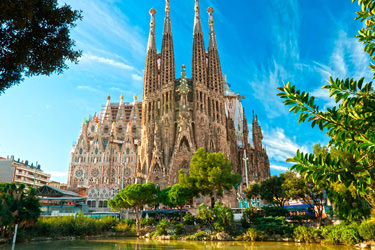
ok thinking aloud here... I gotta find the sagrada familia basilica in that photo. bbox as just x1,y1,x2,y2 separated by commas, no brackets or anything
67,0,270,211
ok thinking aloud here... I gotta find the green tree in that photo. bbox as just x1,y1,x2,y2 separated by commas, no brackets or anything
313,143,370,221
246,175,288,207
0,0,82,94
179,148,240,207
282,171,325,226
109,183,158,231
158,186,173,208
196,202,234,233
168,184,193,221
244,183,261,200
0,183,40,238
277,0,375,208
213,202,234,233
196,203,215,230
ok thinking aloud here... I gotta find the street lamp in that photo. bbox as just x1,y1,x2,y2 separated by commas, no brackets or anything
243,150,249,188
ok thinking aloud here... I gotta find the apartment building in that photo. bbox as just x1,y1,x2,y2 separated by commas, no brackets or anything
0,155,51,188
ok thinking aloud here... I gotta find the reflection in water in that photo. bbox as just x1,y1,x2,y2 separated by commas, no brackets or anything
1,239,357,250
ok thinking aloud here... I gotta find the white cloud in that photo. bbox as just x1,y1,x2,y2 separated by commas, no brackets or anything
309,30,372,108
248,60,289,119
263,127,308,162
63,0,145,57
270,165,289,172
77,85,101,93
109,87,123,93
310,87,337,107
81,53,135,71
248,0,300,119
131,74,143,82
46,171,68,177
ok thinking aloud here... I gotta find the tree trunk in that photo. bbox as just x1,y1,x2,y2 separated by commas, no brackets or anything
179,206,183,222
317,205,324,228
135,207,140,233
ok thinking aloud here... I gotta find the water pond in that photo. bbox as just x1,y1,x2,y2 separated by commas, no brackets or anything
1,239,357,250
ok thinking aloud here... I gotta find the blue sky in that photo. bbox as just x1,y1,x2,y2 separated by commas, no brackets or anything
0,0,371,182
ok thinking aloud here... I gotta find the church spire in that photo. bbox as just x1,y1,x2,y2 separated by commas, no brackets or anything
252,111,263,151
163,0,172,34
192,0,206,85
208,7,217,49
143,8,159,98
160,0,175,86
147,8,156,51
194,0,202,34
207,7,223,94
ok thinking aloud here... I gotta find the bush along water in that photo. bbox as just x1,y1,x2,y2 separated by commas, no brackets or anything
27,212,136,238
241,228,262,241
293,226,320,243
154,219,170,236
321,224,361,245
359,220,375,241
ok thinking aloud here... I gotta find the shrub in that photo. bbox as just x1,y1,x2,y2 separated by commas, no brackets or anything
196,203,214,229
359,220,375,241
254,217,294,237
140,217,155,227
293,226,320,243
123,218,135,225
115,221,136,233
155,219,170,236
321,224,361,245
243,228,261,241
183,213,195,225
100,216,117,231
185,231,210,241
174,223,185,235
30,214,120,237
170,234,179,240
263,206,289,217
340,225,361,245
213,202,233,233
196,202,234,232
241,207,264,229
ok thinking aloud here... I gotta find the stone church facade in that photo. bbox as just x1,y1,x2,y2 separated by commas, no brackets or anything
67,0,270,211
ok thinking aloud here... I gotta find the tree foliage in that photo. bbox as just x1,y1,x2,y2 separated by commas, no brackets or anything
157,186,173,208
108,183,158,231
282,171,325,225
0,183,40,238
168,184,193,221
314,143,370,221
245,175,287,207
196,202,234,233
179,148,240,206
0,0,82,94
277,0,375,207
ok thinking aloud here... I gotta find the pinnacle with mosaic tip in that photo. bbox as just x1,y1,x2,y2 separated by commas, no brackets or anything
149,8,156,27
194,0,203,34
166,0,170,13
